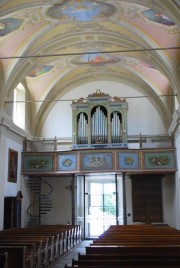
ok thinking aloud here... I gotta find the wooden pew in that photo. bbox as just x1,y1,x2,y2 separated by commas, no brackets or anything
0,236,48,267
72,245,180,268
0,228,59,262
65,266,179,268
72,258,180,267
71,224,180,268
75,250,180,267
0,252,8,268
0,246,26,268
86,245,180,256
0,243,35,268
0,224,81,268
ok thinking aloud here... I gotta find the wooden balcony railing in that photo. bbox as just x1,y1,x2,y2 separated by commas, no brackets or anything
23,134,174,152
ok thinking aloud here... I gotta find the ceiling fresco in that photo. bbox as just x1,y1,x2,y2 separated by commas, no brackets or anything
0,0,179,134
46,1,116,22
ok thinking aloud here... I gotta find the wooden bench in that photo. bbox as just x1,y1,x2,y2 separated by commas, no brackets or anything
0,246,26,268
69,224,180,268
78,252,180,260
65,266,179,268
0,242,35,268
0,236,50,267
0,252,8,268
86,245,180,256
0,224,81,268
72,258,180,267
74,249,180,267
68,245,180,268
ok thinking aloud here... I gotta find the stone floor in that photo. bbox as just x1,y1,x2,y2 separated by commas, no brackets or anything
52,240,92,268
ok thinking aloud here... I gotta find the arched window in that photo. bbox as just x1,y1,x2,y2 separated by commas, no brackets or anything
13,83,25,129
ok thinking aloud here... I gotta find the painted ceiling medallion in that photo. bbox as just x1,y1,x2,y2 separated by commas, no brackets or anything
28,65,54,77
0,18,24,37
72,53,120,65
141,9,175,26
47,0,116,22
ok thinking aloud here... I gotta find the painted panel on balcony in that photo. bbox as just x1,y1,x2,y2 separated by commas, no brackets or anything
118,152,140,170
58,154,77,171
82,152,113,171
22,155,54,172
143,151,175,169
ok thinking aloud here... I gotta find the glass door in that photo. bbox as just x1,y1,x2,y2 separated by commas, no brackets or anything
86,182,116,237
85,174,123,238
76,173,123,239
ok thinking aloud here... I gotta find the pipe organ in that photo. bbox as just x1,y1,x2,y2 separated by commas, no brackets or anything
72,90,128,148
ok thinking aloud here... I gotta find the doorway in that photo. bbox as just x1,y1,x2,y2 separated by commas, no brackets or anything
4,196,22,229
131,175,163,223
76,174,123,239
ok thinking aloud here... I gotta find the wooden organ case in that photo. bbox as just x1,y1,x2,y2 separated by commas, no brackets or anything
72,90,128,149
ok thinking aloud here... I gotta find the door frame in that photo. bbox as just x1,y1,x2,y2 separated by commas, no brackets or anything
82,173,121,239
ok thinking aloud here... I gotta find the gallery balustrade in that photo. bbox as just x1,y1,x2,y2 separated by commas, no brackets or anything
23,134,173,152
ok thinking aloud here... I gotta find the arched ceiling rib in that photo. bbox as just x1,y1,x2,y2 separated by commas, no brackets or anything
0,0,179,135
33,71,171,136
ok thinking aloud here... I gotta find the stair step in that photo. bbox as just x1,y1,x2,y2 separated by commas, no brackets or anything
27,178,53,225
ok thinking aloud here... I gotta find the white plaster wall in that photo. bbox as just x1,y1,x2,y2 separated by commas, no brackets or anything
126,177,133,225
0,126,25,229
21,176,31,227
41,81,166,138
4,138,22,197
162,175,176,228
39,174,133,228
0,131,6,230
174,130,180,229
40,176,72,225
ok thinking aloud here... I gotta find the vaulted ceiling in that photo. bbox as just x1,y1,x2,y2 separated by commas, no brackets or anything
0,0,179,133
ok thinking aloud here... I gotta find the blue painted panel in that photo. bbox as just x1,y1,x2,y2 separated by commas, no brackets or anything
119,152,139,169
23,155,54,172
82,152,112,170
144,152,175,169
58,154,77,171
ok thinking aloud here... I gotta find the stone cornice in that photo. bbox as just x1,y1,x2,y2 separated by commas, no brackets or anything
0,112,33,140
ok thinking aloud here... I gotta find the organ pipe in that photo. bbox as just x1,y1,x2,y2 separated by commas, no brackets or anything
111,112,121,143
77,112,88,144
91,106,108,143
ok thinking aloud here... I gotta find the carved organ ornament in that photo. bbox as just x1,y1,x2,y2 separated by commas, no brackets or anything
72,90,128,149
